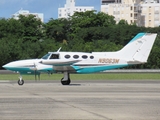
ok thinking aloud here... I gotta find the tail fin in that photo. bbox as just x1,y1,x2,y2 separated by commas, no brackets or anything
118,33,157,63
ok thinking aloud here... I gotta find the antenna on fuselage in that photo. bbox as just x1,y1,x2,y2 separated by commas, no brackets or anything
57,47,62,52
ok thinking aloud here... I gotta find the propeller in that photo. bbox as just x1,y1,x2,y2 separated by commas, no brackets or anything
33,62,40,81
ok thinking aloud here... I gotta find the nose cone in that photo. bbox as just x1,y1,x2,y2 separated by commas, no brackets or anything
2,61,17,71
2,61,21,71
2,63,10,70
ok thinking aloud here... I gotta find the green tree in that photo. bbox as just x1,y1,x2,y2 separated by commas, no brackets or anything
118,19,128,25
44,18,71,42
18,14,44,42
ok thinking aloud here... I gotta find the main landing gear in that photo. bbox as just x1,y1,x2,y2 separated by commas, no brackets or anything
18,76,24,85
17,72,71,86
61,72,71,85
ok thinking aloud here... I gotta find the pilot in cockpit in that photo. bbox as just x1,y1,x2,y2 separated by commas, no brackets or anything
50,54,59,59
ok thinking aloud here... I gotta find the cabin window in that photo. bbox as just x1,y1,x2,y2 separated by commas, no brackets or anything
90,56,94,59
65,55,71,59
50,54,59,59
73,55,79,59
82,55,88,59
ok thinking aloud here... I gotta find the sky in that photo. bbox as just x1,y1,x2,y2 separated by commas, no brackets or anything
0,0,101,22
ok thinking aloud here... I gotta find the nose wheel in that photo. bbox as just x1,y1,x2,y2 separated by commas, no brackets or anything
18,76,24,85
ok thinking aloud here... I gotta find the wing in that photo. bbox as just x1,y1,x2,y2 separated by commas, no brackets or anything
40,59,82,72
40,59,81,66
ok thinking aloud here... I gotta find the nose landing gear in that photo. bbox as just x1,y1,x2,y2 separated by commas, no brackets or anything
18,76,24,85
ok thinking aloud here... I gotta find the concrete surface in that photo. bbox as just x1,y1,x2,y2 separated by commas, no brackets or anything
0,80,159,120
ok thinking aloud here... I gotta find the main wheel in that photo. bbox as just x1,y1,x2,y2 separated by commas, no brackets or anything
18,79,24,85
61,78,71,85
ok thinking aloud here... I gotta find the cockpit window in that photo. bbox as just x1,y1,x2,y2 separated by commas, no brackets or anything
50,54,59,59
41,53,51,59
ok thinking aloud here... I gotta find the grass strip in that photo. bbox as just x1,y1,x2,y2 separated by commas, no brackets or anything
0,73,160,80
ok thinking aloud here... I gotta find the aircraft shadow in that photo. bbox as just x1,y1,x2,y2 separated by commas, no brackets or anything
69,84,81,86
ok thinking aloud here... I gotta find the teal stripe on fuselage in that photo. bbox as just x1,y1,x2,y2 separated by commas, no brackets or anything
4,67,32,71
73,64,128,74
4,67,54,74
4,67,37,75
6,65,130,74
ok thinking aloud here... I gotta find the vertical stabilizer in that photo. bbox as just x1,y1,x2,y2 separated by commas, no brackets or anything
118,33,157,63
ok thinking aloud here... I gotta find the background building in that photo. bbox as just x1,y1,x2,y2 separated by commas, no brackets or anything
58,0,94,18
140,1,160,27
12,9,44,22
101,0,160,27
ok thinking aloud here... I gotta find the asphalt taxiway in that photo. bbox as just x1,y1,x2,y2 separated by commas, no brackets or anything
0,80,160,120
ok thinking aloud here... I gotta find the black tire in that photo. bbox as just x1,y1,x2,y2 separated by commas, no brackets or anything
61,78,71,85
18,79,24,85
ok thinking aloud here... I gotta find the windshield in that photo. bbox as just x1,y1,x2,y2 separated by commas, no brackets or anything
41,53,51,60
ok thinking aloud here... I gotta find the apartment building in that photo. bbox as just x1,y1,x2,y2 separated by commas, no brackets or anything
58,0,94,18
140,1,160,27
101,0,160,27
12,9,44,22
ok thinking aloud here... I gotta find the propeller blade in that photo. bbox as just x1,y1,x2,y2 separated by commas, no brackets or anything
35,70,37,81
33,62,37,81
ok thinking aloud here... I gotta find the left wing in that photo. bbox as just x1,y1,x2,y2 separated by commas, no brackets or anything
40,59,81,72
40,59,81,66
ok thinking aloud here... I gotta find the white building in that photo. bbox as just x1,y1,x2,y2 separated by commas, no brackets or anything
101,0,160,27
101,0,141,25
140,1,160,27
12,9,44,22
58,0,94,18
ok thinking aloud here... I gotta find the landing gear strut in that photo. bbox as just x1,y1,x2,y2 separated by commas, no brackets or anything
61,72,71,85
18,76,24,85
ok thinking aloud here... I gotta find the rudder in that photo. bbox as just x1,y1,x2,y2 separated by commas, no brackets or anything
118,33,157,63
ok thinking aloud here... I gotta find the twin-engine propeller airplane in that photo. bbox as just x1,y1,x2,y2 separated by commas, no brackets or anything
3,33,157,85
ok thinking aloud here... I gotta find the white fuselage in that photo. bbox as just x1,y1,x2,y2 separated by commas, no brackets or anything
3,33,157,74
3,52,131,74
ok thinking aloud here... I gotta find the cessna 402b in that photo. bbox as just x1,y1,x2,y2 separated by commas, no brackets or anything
3,33,157,85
